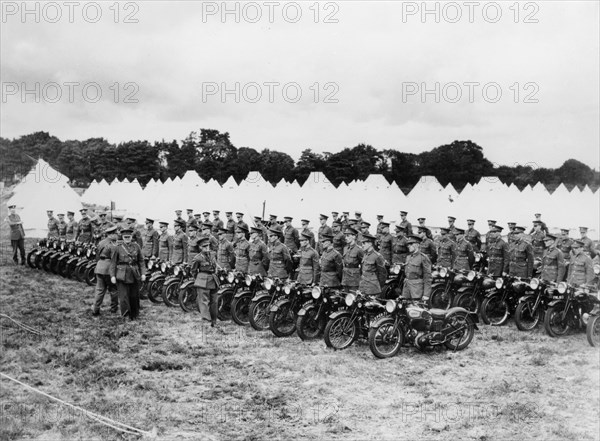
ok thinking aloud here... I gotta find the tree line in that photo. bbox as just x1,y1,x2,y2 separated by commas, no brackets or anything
1,130,598,193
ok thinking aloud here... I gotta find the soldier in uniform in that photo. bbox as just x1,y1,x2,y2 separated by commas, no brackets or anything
267,214,278,229
235,212,248,232
187,224,201,264
567,240,595,286
172,210,185,232
217,228,235,270
255,216,269,244
200,222,219,259
300,219,316,248
355,211,364,225
297,232,320,285
319,234,343,287
540,234,565,283
92,225,118,316
249,227,269,276
447,216,459,240
109,228,146,320
234,225,251,273
508,226,534,278
398,211,413,235
453,228,475,271
94,212,112,242
340,211,350,231
112,214,126,234
402,235,432,300
529,213,548,234
506,222,518,250
486,226,509,277
418,226,437,264
556,228,573,258
171,220,188,264
56,213,67,240
417,217,433,240
358,234,387,296
530,220,546,260
579,227,595,258
342,227,363,291
378,222,393,265
331,221,346,256
317,214,333,254
331,211,340,225
224,212,236,242
482,219,497,252
283,216,300,254
392,226,409,265
157,221,173,262
436,227,457,268
376,215,385,242
267,227,292,281
186,209,196,231
465,219,482,252
126,217,144,248
77,208,94,243
202,211,211,224
7,204,26,265
47,210,59,239
211,210,224,234
142,218,159,259
66,211,78,242
193,237,220,327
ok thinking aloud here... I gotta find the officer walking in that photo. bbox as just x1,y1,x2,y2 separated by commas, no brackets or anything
194,237,221,327
6,204,26,265
358,234,387,296
92,225,118,316
540,234,565,283
297,232,320,285
342,227,363,291
319,234,343,287
402,235,432,301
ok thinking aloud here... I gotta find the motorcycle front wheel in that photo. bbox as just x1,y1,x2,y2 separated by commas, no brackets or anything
544,303,570,337
368,318,404,358
481,295,509,326
249,298,271,331
586,315,600,347
514,300,543,331
231,295,251,326
429,287,452,310
27,250,38,268
296,306,324,340
324,314,359,350
453,291,481,314
179,285,197,313
147,279,164,303
444,312,475,351
162,281,181,307
269,301,297,337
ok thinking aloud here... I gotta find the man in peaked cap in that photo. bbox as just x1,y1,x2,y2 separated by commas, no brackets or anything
392,226,409,265
224,212,236,242
331,220,346,256
417,217,433,240
447,216,459,239
254,216,269,244
66,211,78,242
465,219,481,252
567,239,595,286
530,220,546,260
355,211,364,224
234,224,251,273
482,219,497,253
398,211,413,235
186,209,197,232
77,208,94,243
56,213,67,240
171,219,188,264
297,231,320,285
217,227,235,270
376,215,385,242
93,225,119,316
418,226,437,264
300,219,316,248
579,227,595,258
319,234,343,287
267,226,292,280
193,237,220,327
540,233,565,283
202,211,211,224
212,210,224,234
142,218,159,259
157,221,173,262
47,209,59,239
317,214,333,254
340,211,350,231
529,213,548,234
453,228,475,271
283,216,300,254
506,222,518,250
126,217,143,248
358,233,387,296
402,234,432,301
342,227,363,291
200,222,219,259
6,204,26,265
508,226,534,278
175,210,186,232
378,222,393,265
236,212,249,238
436,227,457,269
249,226,269,276
268,214,278,229
486,225,509,277
556,228,573,257
187,224,201,265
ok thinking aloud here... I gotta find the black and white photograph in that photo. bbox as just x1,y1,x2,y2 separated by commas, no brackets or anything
1,1,599,440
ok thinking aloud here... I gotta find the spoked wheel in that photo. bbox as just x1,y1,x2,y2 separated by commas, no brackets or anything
368,318,404,358
481,295,509,326
74,262,88,282
147,279,164,303
57,258,69,277
454,292,481,314
218,292,233,321
162,281,181,307
179,285,197,312
84,265,97,286
27,250,38,268
515,300,543,331
444,312,475,351
231,296,252,326
324,314,359,350
544,303,570,337
65,260,79,278
430,287,452,310
296,307,324,340
586,315,600,347
269,302,297,337
249,298,271,331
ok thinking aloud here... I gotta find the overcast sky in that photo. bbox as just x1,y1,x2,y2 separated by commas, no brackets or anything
1,1,598,169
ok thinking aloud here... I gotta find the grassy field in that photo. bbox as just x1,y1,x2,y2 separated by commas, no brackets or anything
0,229,599,440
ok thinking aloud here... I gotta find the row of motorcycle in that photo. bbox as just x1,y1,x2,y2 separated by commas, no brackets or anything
27,238,600,357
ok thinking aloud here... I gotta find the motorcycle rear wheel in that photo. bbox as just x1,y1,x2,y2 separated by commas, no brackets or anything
429,287,452,309
179,285,197,312
162,281,181,307
481,295,509,326
84,265,97,286
544,303,570,337
296,307,323,340
368,318,404,358
147,279,164,303
27,250,38,268
324,315,359,350
586,315,600,347
444,312,475,351
231,295,251,326
249,298,271,331
269,302,297,337
514,300,543,331
453,292,481,314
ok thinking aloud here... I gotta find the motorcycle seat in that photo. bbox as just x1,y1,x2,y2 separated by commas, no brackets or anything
429,308,447,319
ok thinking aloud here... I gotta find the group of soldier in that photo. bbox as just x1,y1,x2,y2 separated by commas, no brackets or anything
15,207,600,324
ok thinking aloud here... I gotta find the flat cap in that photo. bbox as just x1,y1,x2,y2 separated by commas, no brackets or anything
344,227,359,235
361,233,377,243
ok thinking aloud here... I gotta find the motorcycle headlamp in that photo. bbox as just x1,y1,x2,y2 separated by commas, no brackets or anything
432,270,440,278
174,266,181,276
467,271,476,281
385,300,397,313
440,268,448,278
475,253,482,263
37,241,41,247
161,262,167,272
147,260,154,270
495,278,504,289
284,284,292,295
276,285,281,292
86,249,92,258
529,278,540,290
391,264,401,275
557,282,567,294
245,275,252,286
76,248,82,256
594,264,600,275
227,272,235,284
263,278,273,290
345,293,356,307
312,286,322,299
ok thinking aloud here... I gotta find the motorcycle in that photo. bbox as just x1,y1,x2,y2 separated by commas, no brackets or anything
452,270,495,314
27,239,49,269
56,242,79,277
296,286,345,340
72,243,95,282
268,282,312,337
249,277,287,331
230,274,264,326
65,244,85,279
513,278,555,331
147,260,171,303
323,291,387,350
40,239,60,272
213,270,245,320
368,298,479,358
428,266,457,309
544,282,600,338
162,263,191,307
586,265,600,346
48,240,69,274
381,263,406,299
480,275,532,326
82,245,98,285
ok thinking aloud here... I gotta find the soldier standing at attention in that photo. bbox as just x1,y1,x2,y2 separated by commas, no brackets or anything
234,225,251,273
398,211,413,235
378,222,393,265
56,213,68,240
376,215,385,242
556,228,573,258
267,214,278,229
224,212,236,242
212,210,224,234
172,220,188,264
506,222,518,250
47,210,59,239
157,221,173,262
174,210,186,232
248,227,269,276
77,208,94,244
416,218,432,239
567,240,595,286
392,226,409,265
578,227,595,258
193,238,220,327
217,228,236,271
202,211,211,225
530,220,546,260
186,209,196,231
267,227,292,281
283,216,300,254
453,228,475,271
187,224,201,264
418,226,437,264
540,234,565,283
6,204,26,265
319,234,343,287
297,232,320,285
255,216,269,244
235,212,248,232
482,219,497,252
142,218,159,259
355,211,364,226
342,227,363,291
126,217,144,248
66,211,78,242
331,211,340,225
402,235,432,301
109,228,146,320
92,225,119,316
331,221,346,256
436,227,457,268
317,214,333,254
465,219,482,252
486,225,509,277
340,211,350,232
529,213,548,234
300,219,316,248
358,234,387,296
447,216,459,239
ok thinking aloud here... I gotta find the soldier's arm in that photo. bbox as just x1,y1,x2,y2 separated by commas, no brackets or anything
109,245,118,279
167,236,174,262
585,258,595,284
526,244,534,277
152,231,159,257
467,243,475,268
557,250,566,282
423,254,432,298
376,255,387,286
502,242,509,274
182,235,189,263
335,253,343,282
313,250,320,284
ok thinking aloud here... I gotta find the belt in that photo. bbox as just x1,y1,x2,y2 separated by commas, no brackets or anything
174,246,183,250
250,260,262,264
300,264,314,268
406,274,422,280
344,263,360,268
513,258,527,263
272,259,283,264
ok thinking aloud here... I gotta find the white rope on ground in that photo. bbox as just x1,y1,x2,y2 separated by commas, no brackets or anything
0,313,46,336
0,372,154,437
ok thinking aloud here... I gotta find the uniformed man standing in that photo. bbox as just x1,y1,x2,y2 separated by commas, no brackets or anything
378,222,393,265
255,216,269,244
567,240,595,286
579,227,595,258
355,211,364,225
187,224,201,264
142,218,159,259
283,216,300,254
235,212,248,232
392,226,409,265
212,210,224,234
506,222,518,250
77,208,94,244
376,215,385,242
297,232,320,285
109,228,146,320
267,214,278,229
224,212,236,242
331,221,346,256
300,219,316,248
47,210,59,239
267,228,292,281
483,219,497,252
175,210,186,232
331,211,340,225
358,234,387,296
92,225,118,316
194,238,220,327
126,217,144,248
508,226,534,278
6,204,26,265
234,225,251,273
465,219,482,252
453,228,475,271
200,222,219,259
157,221,173,262
248,227,269,276
540,234,565,283
447,216,459,239
317,214,333,254
340,211,350,232
402,235,432,300
56,213,67,240
418,226,437,264
529,213,548,234
319,234,343,287
186,209,196,232
417,218,433,239
171,220,188,264
436,227,457,268
202,211,211,225
398,211,413,235
217,228,235,270
342,227,363,291
66,211,78,242
530,220,546,260
486,226,509,277
556,228,573,257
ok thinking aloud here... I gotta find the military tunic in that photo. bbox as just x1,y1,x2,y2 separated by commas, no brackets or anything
57,220,67,239
540,246,565,283
249,239,269,276
342,243,364,289
398,220,413,235
508,239,534,278
234,238,250,273
319,248,343,287
172,232,188,264
465,228,482,252
317,224,333,253
567,253,594,286
267,240,292,279
77,218,94,243
392,236,409,265
109,241,146,319
530,230,546,260
419,238,437,264
47,217,59,239
217,238,235,270
556,237,573,257
402,251,432,299
487,238,509,277
283,226,300,254
358,248,387,295
187,236,201,265
66,220,78,241
437,237,456,268
453,238,475,271
302,227,316,249
580,237,595,258
158,232,173,262
8,213,26,264
93,237,118,313
226,219,236,241
332,231,346,256
212,218,224,234
142,227,159,258
297,245,320,285
379,233,393,264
